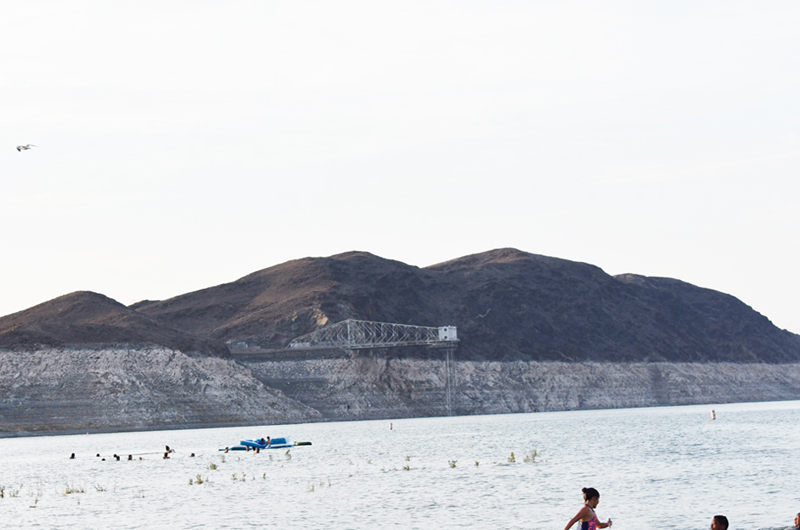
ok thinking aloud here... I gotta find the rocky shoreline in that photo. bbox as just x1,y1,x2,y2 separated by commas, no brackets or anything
0,347,320,437
3,346,800,437
244,356,800,420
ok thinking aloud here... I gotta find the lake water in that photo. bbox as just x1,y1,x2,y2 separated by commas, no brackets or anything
1,401,798,529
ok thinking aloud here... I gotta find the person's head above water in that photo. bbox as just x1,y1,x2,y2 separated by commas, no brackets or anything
582,488,600,507
711,515,728,530
794,512,800,528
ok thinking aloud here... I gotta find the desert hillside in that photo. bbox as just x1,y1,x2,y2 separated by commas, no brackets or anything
2,248,800,435
0,291,228,356
132,248,800,363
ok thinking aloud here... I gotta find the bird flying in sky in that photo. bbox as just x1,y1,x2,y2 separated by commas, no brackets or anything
16,144,37,151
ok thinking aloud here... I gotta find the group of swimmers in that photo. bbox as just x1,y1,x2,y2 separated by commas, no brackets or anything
69,445,196,461
564,488,798,529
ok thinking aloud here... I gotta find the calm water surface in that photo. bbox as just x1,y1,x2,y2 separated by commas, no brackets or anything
1,401,798,529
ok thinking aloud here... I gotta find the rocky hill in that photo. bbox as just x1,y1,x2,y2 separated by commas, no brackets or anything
132,248,800,363
0,291,228,356
2,248,800,436
0,293,323,436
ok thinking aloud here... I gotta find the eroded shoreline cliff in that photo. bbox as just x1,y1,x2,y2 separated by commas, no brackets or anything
0,347,320,437
243,356,800,420
3,345,799,437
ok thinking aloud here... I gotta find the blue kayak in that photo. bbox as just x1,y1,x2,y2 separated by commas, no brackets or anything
218,445,248,452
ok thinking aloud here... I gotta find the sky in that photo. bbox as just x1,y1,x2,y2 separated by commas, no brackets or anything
2,1,800,333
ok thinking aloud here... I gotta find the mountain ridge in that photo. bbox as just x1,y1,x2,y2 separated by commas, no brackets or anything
0,291,228,356
2,248,798,363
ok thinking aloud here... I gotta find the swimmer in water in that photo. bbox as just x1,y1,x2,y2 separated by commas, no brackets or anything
710,515,728,530
794,513,800,529
562,487,612,530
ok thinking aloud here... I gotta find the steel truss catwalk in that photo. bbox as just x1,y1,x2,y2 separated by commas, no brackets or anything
288,319,458,350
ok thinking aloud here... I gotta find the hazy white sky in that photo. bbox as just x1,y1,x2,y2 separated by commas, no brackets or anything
3,1,800,333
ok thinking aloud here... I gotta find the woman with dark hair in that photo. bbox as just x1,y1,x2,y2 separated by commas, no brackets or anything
710,515,728,530
562,487,612,530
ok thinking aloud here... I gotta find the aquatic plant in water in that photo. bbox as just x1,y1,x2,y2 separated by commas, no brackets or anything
64,483,85,495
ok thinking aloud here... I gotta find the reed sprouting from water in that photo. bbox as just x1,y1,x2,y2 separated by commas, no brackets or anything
189,474,207,485
64,483,85,495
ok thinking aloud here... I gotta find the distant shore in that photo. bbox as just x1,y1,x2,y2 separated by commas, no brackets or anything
3,345,800,438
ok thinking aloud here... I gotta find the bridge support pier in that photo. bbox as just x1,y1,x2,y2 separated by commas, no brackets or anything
445,347,456,417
